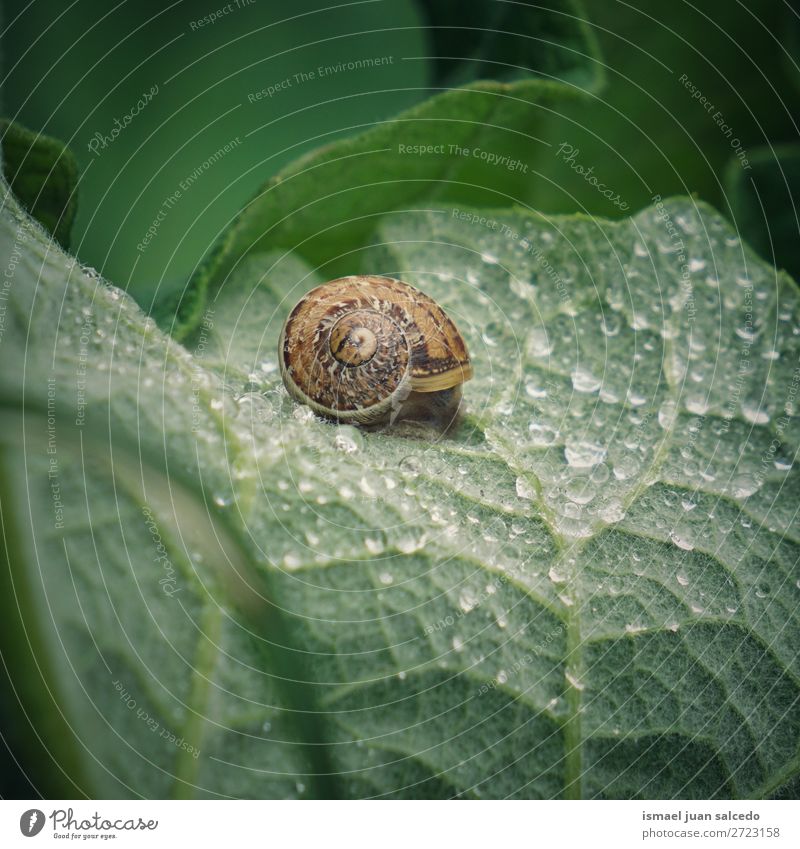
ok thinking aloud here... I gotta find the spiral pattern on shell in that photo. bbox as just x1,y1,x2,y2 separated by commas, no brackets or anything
279,275,473,424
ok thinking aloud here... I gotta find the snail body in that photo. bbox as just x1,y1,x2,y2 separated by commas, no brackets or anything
279,275,472,426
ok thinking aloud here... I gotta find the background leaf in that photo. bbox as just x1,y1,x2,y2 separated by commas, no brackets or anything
726,144,800,280
0,120,78,247
417,0,601,89
157,0,601,340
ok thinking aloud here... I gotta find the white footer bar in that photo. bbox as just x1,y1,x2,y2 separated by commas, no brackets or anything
2,799,797,848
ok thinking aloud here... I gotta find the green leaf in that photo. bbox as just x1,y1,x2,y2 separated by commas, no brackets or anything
3,173,799,797
529,1,800,221
0,120,78,248
725,144,800,280
781,2,800,94
161,0,602,341
416,0,601,89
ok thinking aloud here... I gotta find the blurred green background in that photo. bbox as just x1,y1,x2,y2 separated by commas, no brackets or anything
2,0,799,302
1,0,799,797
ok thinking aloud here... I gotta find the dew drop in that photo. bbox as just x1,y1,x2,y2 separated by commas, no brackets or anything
527,328,553,357
334,426,362,454
293,406,315,423
525,381,547,399
670,532,694,551
459,592,477,613
658,401,678,430
516,476,536,500
397,534,422,554
528,422,559,446
741,401,770,425
283,552,302,570
399,455,422,477
626,389,647,407
571,368,601,394
236,392,274,423
598,499,625,523
365,537,384,555
731,475,759,499
613,454,640,481
565,670,585,691
685,396,709,415
754,584,770,599
565,477,596,505
601,315,622,337
564,440,606,468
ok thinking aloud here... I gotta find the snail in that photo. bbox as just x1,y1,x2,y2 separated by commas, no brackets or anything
279,275,473,426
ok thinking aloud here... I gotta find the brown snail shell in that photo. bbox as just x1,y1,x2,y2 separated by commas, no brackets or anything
278,275,473,425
